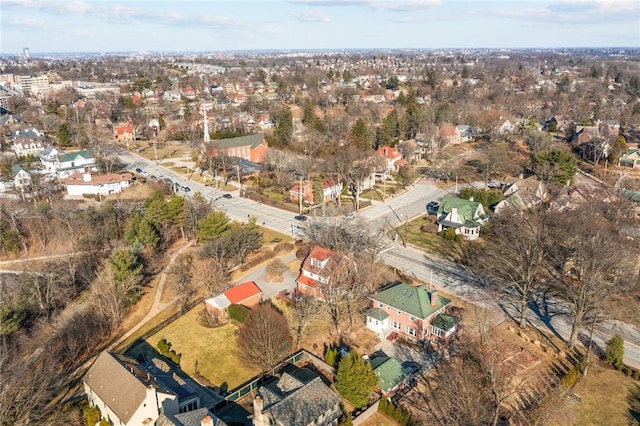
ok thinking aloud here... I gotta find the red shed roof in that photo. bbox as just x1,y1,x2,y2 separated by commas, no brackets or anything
224,281,262,304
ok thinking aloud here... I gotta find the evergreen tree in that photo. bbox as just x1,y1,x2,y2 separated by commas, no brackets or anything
197,211,230,243
605,335,625,369
56,123,72,147
335,351,377,408
313,177,324,205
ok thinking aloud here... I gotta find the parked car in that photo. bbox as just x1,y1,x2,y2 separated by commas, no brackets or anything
294,215,307,221
182,185,191,192
426,201,439,215
221,193,232,199
135,167,143,174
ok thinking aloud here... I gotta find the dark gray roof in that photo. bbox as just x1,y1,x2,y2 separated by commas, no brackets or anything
157,408,227,426
258,369,342,426
204,133,264,150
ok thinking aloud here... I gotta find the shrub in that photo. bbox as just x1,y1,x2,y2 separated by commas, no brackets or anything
228,304,250,324
239,250,274,271
265,259,287,277
273,242,294,254
560,362,583,390
324,345,340,368
82,403,101,426
157,338,181,365
634,369,640,381
440,227,457,241
605,335,625,370
379,398,415,426
627,366,634,377
197,309,222,328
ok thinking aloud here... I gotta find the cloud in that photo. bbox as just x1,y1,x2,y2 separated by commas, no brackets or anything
485,0,638,24
550,0,638,13
290,10,331,22
289,0,442,11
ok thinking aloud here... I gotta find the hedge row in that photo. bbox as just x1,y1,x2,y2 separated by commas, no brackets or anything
157,338,182,365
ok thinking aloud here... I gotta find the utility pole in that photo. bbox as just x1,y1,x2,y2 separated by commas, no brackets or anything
298,175,304,214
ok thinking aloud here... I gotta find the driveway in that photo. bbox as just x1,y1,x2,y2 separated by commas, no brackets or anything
232,252,299,300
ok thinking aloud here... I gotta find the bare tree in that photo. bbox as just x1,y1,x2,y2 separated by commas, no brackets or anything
169,253,196,313
290,295,323,348
550,205,636,349
468,206,552,329
416,332,534,426
193,257,230,296
237,303,293,371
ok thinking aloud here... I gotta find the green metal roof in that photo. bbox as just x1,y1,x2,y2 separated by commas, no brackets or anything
370,356,408,394
371,282,450,320
431,313,461,332
364,308,389,321
437,195,485,225
57,149,95,163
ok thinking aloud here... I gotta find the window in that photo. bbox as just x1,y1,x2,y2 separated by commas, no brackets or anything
409,316,415,321
406,326,416,337
431,326,443,337
396,309,401,315
392,320,400,330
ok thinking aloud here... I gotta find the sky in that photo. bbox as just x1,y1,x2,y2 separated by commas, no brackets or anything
1,0,639,54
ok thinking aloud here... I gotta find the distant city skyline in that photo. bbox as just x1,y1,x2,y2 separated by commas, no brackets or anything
1,0,639,55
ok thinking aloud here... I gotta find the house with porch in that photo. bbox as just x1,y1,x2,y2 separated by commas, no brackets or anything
84,351,201,426
436,195,487,241
289,177,343,205
204,281,262,319
365,281,459,343
619,149,640,169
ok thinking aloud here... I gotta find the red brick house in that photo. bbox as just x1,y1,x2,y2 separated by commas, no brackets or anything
289,177,343,205
365,281,459,343
203,133,268,163
204,281,262,318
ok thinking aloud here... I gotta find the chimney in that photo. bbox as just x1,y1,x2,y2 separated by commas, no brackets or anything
253,394,265,426
83,173,92,182
430,288,438,307
200,415,214,426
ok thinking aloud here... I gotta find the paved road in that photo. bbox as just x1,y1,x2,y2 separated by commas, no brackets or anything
114,146,640,368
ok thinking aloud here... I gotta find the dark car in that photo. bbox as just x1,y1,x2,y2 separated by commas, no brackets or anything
426,201,439,215
135,167,143,174
222,193,232,199
294,215,307,221
182,185,191,192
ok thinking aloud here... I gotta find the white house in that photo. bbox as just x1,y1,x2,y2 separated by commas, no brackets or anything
52,149,97,178
13,128,45,157
61,172,132,196
84,351,201,426
39,145,65,173
437,196,488,240
0,165,31,192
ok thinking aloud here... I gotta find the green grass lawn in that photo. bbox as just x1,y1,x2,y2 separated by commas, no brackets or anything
400,214,447,251
146,306,261,389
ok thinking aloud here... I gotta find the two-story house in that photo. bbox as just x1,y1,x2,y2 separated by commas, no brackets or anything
365,281,459,343
54,149,97,178
437,195,488,241
13,128,45,157
296,246,353,299
289,177,343,205
374,145,403,176
252,366,342,426
114,122,135,143
84,351,201,426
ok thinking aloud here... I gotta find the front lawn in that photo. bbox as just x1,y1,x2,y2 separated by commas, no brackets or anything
146,306,261,389
398,214,450,253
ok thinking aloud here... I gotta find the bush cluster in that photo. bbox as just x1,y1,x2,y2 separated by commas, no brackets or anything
228,304,250,324
324,345,341,368
273,242,294,254
379,398,415,426
157,338,181,365
239,250,275,271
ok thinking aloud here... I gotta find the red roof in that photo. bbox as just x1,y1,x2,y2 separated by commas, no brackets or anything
307,246,334,262
223,281,261,304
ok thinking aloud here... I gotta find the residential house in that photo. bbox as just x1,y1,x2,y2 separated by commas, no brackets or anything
436,196,488,240
203,133,268,163
114,123,135,143
60,172,133,196
438,125,462,145
374,145,403,176
497,118,516,135
157,408,227,426
369,356,409,395
456,125,474,142
84,351,201,426
365,281,459,343
296,246,352,298
53,149,97,178
204,281,262,318
289,177,343,205
0,113,24,126
252,366,342,426
163,90,182,102
39,145,64,172
0,165,31,192
13,127,45,157
618,149,640,169
494,176,548,214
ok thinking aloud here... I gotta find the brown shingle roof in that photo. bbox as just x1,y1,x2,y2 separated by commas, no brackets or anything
84,351,153,424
